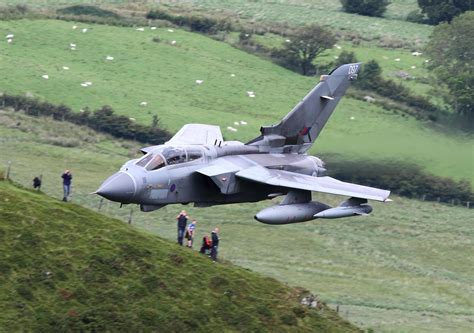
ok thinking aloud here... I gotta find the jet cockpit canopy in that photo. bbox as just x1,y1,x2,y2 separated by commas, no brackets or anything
136,146,203,171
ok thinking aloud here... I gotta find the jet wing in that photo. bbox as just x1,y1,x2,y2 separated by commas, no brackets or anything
236,166,390,202
166,124,223,145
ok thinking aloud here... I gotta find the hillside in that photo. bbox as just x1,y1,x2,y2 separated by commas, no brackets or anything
0,179,359,332
1,109,473,332
0,19,472,184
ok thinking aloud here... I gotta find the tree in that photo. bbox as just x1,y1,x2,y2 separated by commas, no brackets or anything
417,0,473,25
274,25,336,75
425,11,474,117
340,0,391,17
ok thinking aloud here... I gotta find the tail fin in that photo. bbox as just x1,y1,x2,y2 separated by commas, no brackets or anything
248,63,361,153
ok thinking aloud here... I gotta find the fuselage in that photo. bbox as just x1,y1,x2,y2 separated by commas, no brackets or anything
96,143,324,209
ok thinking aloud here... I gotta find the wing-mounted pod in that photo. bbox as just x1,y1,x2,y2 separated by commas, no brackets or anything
255,194,374,225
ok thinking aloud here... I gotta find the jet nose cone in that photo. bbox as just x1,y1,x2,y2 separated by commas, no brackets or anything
96,172,136,203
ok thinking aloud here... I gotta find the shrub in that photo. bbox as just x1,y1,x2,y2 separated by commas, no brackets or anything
328,159,473,202
57,5,120,19
0,94,171,145
340,0,390,17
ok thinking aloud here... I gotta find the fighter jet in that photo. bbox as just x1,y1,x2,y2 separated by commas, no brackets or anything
96,63,390,224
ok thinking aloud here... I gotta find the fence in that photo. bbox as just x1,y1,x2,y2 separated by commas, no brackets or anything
3,160,473,210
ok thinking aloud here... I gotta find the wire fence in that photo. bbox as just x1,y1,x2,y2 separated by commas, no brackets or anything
2,160,473,210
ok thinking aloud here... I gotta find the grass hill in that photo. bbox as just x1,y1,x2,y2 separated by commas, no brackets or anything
0,179,359,332
1,109,473,332
0,19,472,185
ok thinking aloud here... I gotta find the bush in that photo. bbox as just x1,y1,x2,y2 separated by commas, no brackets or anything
0,94,171,145
340,0,390,17
146,9,229,33
328,159,473,202
57,5,120,19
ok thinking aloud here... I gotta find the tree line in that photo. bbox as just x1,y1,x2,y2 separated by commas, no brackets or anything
0,94,171,145
328,159,473,203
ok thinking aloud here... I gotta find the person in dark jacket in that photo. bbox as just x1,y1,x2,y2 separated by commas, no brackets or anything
33,176,42,191
61,170,72,202
210,228,220,261
176,210,189,246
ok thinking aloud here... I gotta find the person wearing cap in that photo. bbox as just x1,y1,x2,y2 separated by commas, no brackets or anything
61,170,72,202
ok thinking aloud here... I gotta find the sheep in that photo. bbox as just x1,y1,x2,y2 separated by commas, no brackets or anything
395,58,401,62
195,80,204,85
411,51,422,56
106,56,114,60
233,122,239,126
171,40,177,45
72,25,77,29
411,65,416,69
285,39,291,43
230,73,236,77
84,81,92,86
70,43,76,47
167,29,174,32
82,28,88,33
246,91,255,97
42,74,49,79
7,39,12,43
62,66,70,70
81,83,88,87
140,102,147,106
136,28,145,31
151,27,157,30
5,34,14,39
129,117,136,121
227,126,238,132
240,120,247,125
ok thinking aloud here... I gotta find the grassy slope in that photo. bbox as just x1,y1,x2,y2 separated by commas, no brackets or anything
1,111,473,332
160,0,432,44
0,179,358,332
0,20,472,184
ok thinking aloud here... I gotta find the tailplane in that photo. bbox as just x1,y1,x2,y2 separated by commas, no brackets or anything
248,63,361,153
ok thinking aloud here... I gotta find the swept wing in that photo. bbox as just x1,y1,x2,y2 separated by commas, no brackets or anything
236,166,390,202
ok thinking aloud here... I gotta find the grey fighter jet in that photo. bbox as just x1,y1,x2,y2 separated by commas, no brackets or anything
96,63,391,224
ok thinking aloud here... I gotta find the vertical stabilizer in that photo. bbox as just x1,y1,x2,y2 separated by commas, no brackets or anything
248,63,361,153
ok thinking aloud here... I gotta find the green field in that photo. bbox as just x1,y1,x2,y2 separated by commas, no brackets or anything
159,0,433,45
0,179,359,332
1,20,472,184
1,109,473,332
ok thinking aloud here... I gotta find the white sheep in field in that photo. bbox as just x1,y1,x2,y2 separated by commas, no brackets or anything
63,66,69,70
6,34,14,39
42,74,49,79
140,102,147,106
227,126,238,132
136,28,145,31
82,28,88,33
106,56,114,60
195,80,203,85
240,120,247,125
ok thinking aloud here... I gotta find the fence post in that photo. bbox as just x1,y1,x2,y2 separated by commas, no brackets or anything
128,207,133,224
421,194,426,201
467,202,470,209
5,161,11,180
451,199,455,205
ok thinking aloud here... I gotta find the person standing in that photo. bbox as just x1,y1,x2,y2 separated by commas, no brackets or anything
61,170,72,202
186,220,197,248
176,210,188,246
210,227,220,262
